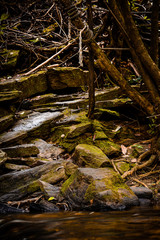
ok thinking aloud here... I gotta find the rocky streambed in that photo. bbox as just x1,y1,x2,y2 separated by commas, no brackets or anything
0,67,157,214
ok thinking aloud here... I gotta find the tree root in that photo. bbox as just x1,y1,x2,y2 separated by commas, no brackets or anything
139,169,160,179
121,154,156,179
7,195,43,208
132,177,149,188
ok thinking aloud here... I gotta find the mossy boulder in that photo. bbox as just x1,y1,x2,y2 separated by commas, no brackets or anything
60,167,139,210
47,67,89,90
95,140,121,156
73,144,111,168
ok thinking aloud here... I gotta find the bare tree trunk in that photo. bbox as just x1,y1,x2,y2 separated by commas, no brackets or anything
107,0,160,108
87,0,95,119
150,0,159,65
118,0,160,87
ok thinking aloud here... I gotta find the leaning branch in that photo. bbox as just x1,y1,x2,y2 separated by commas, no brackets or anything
24,39,76,76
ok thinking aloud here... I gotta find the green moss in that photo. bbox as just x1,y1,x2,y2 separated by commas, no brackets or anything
84,182,96,201
95,140,121,156
116,162,130,174
61,171,77,194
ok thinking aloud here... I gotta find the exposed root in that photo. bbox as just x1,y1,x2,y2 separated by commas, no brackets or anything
7,195,43,207
122,154,156,179
132,177,149,188
139,169,160,179
137,150,152,163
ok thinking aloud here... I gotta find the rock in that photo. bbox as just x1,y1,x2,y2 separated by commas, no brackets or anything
4,163,30,171
65,160,78,176
0,161,66,202
0,115,14,133
115,161,130,174
96,98,132,109
94,108,120,120
53,99,88,109
0,150,7,166
39,180,60,199
65,122,92,139
29,93,78,109
60,167,139,210
2,144,39,157
139,198,152,206
0,202,25,214
0,111,63,147
0,91,22,103
47,67,88,90
41,164,66,185
0,70,48,98
95,140,121,156
29,199,59,213
73,144,111,168
33,139,64,159
130,186,153,199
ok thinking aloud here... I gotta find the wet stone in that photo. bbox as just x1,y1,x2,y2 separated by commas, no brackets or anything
2,144,39,157
0,111,63,147
130,186,153,199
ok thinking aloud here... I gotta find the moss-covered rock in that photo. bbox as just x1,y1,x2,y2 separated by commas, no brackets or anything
66,122,92,139
95,140,121,156
0,161,66,202
0,90,22,103
94,108,120,120
115,161,131,174
60,167,139,210
0,70,48,98
2,144,39,157
73,144,111,168
47,67,89,90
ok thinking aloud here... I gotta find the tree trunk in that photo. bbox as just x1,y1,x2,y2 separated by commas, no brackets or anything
107,0,160,108
150,0,159,65
118,0,160,87
87,0,95,119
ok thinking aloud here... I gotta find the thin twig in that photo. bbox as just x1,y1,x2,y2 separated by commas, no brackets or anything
24,39,76,76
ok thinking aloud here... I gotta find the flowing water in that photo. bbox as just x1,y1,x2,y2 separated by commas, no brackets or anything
1,206,160,240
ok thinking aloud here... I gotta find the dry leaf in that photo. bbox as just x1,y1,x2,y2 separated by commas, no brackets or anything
121,144,128,155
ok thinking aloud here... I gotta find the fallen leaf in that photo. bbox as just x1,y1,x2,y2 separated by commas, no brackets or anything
121,144,128,155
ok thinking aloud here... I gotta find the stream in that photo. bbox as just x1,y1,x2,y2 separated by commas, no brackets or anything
1,206,160,239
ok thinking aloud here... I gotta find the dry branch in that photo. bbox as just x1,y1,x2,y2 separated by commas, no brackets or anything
24,39,76,76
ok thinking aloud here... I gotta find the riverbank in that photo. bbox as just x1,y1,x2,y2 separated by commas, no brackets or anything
0,68,160,213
